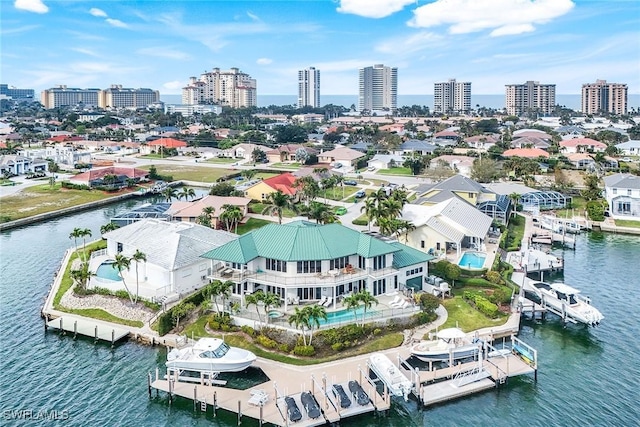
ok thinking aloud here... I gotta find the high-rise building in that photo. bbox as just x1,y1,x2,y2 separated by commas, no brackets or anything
41,86,100,108
358,64,397,113
98,85,160,108
297,67,320,108
433,79,471,114
505,81,556,116
0,84,35,100
182,67,257,108
581,79,627,115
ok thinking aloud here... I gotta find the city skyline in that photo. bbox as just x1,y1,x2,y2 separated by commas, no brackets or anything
2,0,639,96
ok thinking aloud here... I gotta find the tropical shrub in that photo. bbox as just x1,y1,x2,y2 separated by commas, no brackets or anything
293,345,316,357
256,335,278,349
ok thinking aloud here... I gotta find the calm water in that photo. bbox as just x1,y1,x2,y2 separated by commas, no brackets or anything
1,200,639,426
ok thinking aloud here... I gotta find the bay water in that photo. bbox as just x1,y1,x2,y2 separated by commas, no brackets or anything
1,198,639,426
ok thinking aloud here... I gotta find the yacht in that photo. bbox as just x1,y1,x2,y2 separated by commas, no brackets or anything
166,338,257,373
410,328,479,363
368,353,413,400
523,281,603,327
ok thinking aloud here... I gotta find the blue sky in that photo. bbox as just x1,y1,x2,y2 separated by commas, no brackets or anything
2,0,639,96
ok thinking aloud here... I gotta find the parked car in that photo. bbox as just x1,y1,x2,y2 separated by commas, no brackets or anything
367,166,375,171
621,157,632,162
344,180,357,186
336,207,348,215
354,190,366,198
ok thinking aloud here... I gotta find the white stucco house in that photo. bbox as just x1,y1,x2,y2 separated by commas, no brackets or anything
603,173,640,221
98,219,238,302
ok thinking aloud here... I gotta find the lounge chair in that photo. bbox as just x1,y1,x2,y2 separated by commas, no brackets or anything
323,297,333,307
390,298,405,308
318,295,327,306
389,296,401,306
248,389,268,406
399,301,410,309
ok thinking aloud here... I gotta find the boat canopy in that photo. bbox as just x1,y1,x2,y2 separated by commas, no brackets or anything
436,328,467,340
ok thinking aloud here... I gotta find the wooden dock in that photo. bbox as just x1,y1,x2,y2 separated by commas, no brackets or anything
46,315,130,345
150,350,392,427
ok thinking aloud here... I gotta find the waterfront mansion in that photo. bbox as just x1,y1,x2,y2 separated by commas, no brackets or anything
201,221,434,311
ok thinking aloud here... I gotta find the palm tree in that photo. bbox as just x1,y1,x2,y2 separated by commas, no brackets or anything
69,228,82,254
100,222,119,235
334,174,345,199
219,280,235,313
361,197,377,231
302,304,327,345
178,186,196,201
161,187,178,202
131,249,147,304
288,307,311,345
320,177,336,202
342,293,361,323
242,169,257,181
78,228,92,262
204,280,223,313
356,290,378,326
70,263,94,292
113,254,134,304
307,201,335,224
220,204,243,233
261,190,292,224
294,176,320,205
197,206,215,228
262,292,281,322
245,291,265,327
508,192,521,217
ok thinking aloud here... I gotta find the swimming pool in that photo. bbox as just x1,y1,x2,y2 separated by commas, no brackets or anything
95,261,122,281
458,251,487,269
319,306,378,326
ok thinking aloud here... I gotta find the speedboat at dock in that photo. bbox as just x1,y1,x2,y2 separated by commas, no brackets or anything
166,337,257,373
522,281,603,327
410,328,480,363
368,353,413,400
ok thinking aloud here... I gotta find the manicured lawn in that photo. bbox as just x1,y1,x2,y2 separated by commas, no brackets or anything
270,162,301,169
205,157,238,164
439,296,507,332
138,165,233,182
555,196,587,217
254,172,280,180
236,218,274,234
0,184,135,223
321,187,359,201
63,308,144,328
377,167,414,176
248,202,298,218
615,219,640,228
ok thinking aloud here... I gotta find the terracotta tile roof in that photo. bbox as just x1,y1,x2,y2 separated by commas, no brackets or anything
262,172,298,195
148,137,187,148
502,148,550,158
559,138,606,148
70,166,148,182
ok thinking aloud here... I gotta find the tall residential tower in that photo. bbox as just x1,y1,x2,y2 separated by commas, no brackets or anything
182,67,257,108
505,81,556,116
298,67,320,108
358,64,397,114
581,79,627,115
434,79,471,114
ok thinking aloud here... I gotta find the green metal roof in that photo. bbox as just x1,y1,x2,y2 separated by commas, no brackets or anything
201,220,399,263
390,242,435,268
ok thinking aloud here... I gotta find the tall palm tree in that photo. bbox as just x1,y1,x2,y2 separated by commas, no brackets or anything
78,228,92,262
307,201,335,224
245,291,265,328
161,187,178,202
131,249,147,304
179,186,196,201
361,197,377,231
302,304,327,345
70,263,94,292
262,292,281,321
219,280,235,313
100,222,119,236
242,169,257,181
198,206,215,228
356,290,378,326
334,174,345,199
220,204,243,233
288,307,311,346
113,254,134,304
69,228,82,254
204,280,223,313
342,293,361,323
261,190,292,224
508,192,521,218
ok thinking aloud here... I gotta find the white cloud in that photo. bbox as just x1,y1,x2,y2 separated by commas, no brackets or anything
14,0,48,14
1,24,40,35
137,47,192,60
70,47,100,57
375,31,445,55
89,8,107,18
408,0,575,36
162,80,185,91
337,0,415,19
246,11,260,21
256,58,273,65
105,18,128,28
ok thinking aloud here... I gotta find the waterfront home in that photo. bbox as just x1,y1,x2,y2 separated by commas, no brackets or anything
412,174,511,224
603,173,640,221
401,198,492,261
100,219,237,301
68,166,148,188
201,221,434,311
243,173,298,201
559,138,606,154
0,154,47,176
167,195,251,228
140,137,188,155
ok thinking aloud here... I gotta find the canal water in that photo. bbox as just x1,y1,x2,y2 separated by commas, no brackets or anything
1,198,639,426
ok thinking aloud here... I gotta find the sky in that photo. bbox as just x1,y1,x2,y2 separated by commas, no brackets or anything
2,0,639,96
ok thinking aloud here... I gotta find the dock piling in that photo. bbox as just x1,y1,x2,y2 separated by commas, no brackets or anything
213,391,217,417
237,400,242,425
94,325,98,344
73,321,77,339
193,386,197,411
147,372,152,398
111,329,115,348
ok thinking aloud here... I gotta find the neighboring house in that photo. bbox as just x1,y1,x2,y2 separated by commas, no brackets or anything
559,138,606,154
393,139,437,156
177,146,222,159
603,173,640,221
18,145,91,167
0,154,47,175
141,137,188,154
233,143,263,160
68,166,148,188
463,134,499,151
512,129,552,140
201,221,434,310
265,144,315,163
367,154,405,170
167,195,251,228
555,125,585,136
566,153,596,169
502,148,550,159
401,198,493,261
433,130,460,141
616,140,640,156
429,155,475,177
413,174,511,224
511,136,550,150
317,147,366,169
101,219,238,300
244,172,298,201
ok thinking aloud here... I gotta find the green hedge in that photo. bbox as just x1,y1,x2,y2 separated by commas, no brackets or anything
293,345,316,357
156,289,207,335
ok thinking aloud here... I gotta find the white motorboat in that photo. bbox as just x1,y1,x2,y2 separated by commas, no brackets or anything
410,328,479,363
523,281,603,327
368,353,413,400
166,338,256,373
